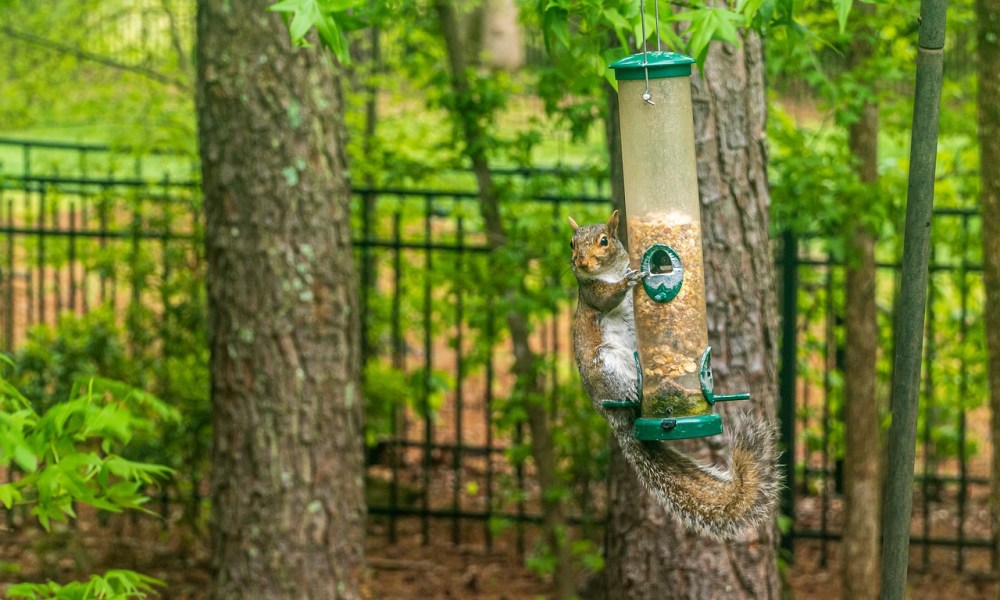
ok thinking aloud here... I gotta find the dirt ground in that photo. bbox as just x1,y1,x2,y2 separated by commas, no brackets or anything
368,522,1000,600
2,510,997,600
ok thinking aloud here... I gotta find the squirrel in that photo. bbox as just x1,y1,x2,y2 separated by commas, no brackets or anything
569,210,779,540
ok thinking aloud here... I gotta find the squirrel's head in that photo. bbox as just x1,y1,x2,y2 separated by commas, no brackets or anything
568,210,627,277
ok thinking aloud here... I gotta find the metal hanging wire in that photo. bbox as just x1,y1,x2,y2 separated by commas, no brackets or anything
639,0,658,104
654,0,662,52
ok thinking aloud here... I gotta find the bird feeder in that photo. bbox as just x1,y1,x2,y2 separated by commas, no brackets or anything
609,50,750,441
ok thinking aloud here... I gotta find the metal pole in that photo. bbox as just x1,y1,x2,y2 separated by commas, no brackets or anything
879,1,947,598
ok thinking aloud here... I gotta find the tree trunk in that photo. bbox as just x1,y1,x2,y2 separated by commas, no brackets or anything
600,29,780,600
977,0,1000,585
842,6,882,598
195,2,365,599
481,0,524,70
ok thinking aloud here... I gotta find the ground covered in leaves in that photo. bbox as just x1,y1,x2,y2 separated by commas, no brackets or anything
1,508,996,599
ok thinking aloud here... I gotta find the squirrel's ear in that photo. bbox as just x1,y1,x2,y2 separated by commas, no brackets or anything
607,210,620,236
568,216,579,231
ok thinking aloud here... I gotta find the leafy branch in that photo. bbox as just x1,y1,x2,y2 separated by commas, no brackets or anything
267,0,367,64
0,26,189,90
0,371,176,530
1,356,176,598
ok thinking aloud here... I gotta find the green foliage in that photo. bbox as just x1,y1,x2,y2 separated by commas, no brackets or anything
0,362,176,530
0,0,195,151
362,359,452,446
768,105,895,245
771,112,985,468
0,357,171,598
340,8,616,569
537,0,802,72
6,570,163,600
12,309,132,412
761,0,985,479
268,0,366,63
9,195,211,518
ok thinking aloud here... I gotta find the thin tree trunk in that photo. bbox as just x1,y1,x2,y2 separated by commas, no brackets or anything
196,2,364,598
600,28,780,600
481,0,524,70
842,5,882,597
605,74,626,219
977,0,1000,586
433,2,574,597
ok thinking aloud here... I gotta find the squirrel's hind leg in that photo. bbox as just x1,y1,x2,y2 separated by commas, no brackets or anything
591,344,639,411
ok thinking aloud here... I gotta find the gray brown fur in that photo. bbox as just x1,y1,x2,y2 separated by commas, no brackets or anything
570,211,780,540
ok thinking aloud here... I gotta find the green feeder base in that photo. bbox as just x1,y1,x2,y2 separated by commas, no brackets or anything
634,413,723,441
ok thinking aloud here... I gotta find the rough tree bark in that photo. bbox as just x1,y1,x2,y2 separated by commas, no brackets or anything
978,0,1000,585
842,5,882,597
196,2,364,598
599,30,780,600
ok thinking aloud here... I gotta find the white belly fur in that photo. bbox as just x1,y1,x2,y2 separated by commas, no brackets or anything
597,292,638,390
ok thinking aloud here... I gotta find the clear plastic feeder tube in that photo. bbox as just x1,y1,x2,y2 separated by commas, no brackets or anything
611,52,709,419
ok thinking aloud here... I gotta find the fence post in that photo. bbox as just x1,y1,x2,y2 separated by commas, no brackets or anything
779,228,798,560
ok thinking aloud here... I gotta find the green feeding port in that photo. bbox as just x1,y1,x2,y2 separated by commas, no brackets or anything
641,243,684,303
609,51,695,81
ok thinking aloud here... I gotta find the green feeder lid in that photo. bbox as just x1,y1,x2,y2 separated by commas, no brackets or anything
609,51,695,81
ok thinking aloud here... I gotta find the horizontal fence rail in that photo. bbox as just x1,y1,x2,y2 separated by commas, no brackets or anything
0,138,993,570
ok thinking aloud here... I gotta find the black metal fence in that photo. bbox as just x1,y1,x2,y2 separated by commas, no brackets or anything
0,138,201,354
0,138,992,569
782,208,990,571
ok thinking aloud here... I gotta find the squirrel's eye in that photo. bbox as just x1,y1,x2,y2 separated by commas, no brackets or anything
600,236,608,246
570,240,574,249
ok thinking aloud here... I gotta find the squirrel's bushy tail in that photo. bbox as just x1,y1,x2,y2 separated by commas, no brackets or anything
605,411,780,540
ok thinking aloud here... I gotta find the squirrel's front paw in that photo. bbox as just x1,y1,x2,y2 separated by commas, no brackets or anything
624,269,648,287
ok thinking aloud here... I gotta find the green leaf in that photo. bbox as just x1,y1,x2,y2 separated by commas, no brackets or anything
833,0,853,32
83,376,181,424
737,0,765,23
291,3,321,44
0,483,20,509
269,0,322,45
34,508,51,532
674,8,743,66
269,0,353,61
319,0,363,9
102,455,173,484
602,7,632,33
316,13,351,65
7,569,164,599
13,443,37,473
543,7,570,51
